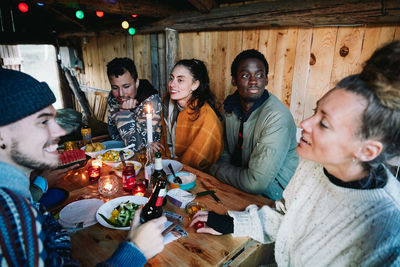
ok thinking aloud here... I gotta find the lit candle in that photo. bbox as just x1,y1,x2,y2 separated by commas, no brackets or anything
88,166,100,182
92,159,102,168
98,175,119,196
146,104,153,144
104,182,113,191
132,181,146,197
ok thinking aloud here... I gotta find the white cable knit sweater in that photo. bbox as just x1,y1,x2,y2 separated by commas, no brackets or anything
228,160,400,266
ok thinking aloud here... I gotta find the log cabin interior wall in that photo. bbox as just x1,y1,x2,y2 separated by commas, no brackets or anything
80,25,400,125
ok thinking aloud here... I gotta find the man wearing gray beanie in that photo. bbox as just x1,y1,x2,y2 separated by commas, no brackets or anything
0,68,166,266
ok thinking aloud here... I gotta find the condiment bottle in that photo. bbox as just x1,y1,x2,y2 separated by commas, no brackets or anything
81,114,92,146
140,178,167,223
122,165,136,192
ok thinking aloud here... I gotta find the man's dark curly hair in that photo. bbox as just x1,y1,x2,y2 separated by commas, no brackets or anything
230,49,269,78
107,57,138,81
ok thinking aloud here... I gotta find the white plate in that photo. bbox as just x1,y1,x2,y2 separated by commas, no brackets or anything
162,159,183,175
96,195,148,230
59,199,104,229
96,148,134,166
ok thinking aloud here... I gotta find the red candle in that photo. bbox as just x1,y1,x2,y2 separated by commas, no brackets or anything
88,166,100,182
132,181,146,196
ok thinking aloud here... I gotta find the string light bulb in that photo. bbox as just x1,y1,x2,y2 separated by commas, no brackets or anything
18,2,29,13
131,14,138,18
37,3,45,6
128,27,136,35
96,11,104,17
76,10,84,19
121,20,129,29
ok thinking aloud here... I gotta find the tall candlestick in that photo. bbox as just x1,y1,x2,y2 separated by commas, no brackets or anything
146,104,153,144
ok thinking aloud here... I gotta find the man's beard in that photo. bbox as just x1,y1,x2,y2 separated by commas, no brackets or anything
10,141,58,171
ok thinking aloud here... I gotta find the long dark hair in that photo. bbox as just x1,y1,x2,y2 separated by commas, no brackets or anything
172,59,220,120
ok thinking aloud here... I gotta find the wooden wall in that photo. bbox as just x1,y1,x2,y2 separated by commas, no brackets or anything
80,25,400,125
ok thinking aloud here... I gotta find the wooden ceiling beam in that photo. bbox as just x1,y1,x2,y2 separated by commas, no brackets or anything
30,0,178,18
188,0,218,13
138,0,400,33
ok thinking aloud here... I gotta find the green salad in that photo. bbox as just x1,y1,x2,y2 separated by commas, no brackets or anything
99,201,140,227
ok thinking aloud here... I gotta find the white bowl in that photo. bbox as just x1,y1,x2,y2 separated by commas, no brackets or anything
112,161,142,176
81,140,124,158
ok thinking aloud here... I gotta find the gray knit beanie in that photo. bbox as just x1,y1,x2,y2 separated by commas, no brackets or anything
0,68,56,126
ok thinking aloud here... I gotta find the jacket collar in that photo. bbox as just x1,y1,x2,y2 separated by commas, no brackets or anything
224,90,269,121
0,162,31,199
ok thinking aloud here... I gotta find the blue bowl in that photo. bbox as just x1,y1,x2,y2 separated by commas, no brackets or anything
168,172,196,190
103,140,124,150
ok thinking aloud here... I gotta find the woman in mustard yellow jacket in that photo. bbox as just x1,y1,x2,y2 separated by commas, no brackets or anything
160,59,223,171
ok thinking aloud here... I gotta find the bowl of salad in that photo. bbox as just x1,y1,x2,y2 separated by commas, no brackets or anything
96,195,148,230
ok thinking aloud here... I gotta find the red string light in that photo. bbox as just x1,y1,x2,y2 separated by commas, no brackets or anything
18,2,29,13
96,11,104,17
131,14,138,18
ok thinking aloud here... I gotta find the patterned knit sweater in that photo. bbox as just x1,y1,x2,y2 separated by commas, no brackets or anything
0,162,146,266
228,160,400,266
107,79,162,151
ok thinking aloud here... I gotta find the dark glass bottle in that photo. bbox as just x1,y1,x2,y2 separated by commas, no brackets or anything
140,178,167,223
151,152,166,188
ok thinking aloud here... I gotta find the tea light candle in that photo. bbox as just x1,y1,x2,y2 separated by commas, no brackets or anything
132,181,146,197
98,175,119,196
92,159,102,168
146,104,153,144
88,166,100,182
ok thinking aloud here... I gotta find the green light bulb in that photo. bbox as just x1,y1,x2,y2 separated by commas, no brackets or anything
128,27,136,35
76,10,84,19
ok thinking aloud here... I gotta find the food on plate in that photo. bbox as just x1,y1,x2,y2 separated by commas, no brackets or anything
84,142,105,152
185,202,206,220
113,162,141,172
99,201,140,227
97,150,132,162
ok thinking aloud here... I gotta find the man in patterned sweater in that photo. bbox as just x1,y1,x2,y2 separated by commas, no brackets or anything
0,68,166,266
107,57,162,151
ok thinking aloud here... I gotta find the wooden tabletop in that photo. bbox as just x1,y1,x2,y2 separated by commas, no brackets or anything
55,159,273,266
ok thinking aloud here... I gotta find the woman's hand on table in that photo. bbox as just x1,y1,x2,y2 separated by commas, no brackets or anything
127,207,167,259
190,211,222,235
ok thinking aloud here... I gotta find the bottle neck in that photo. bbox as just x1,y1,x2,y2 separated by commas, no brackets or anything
154,157,162,171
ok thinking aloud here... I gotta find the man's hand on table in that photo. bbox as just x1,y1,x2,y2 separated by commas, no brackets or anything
190,211,222,235
127,207,167,259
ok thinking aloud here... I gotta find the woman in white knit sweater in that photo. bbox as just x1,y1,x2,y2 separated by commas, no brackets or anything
191,41,400,266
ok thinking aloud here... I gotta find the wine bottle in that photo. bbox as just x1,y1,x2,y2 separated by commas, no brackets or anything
140,178,167,223
151,152,166,188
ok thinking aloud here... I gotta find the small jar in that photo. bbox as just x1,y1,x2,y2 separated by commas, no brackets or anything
122,165,136,192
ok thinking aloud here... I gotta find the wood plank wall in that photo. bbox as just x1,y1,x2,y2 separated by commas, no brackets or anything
80,25,400,125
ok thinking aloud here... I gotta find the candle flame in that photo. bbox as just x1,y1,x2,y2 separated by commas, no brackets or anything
146,104,151,114
104,182,113,191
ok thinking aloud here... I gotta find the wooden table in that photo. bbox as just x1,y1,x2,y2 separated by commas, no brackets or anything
55,159,274,266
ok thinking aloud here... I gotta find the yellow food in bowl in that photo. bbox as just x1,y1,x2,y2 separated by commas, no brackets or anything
84,142,105,152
